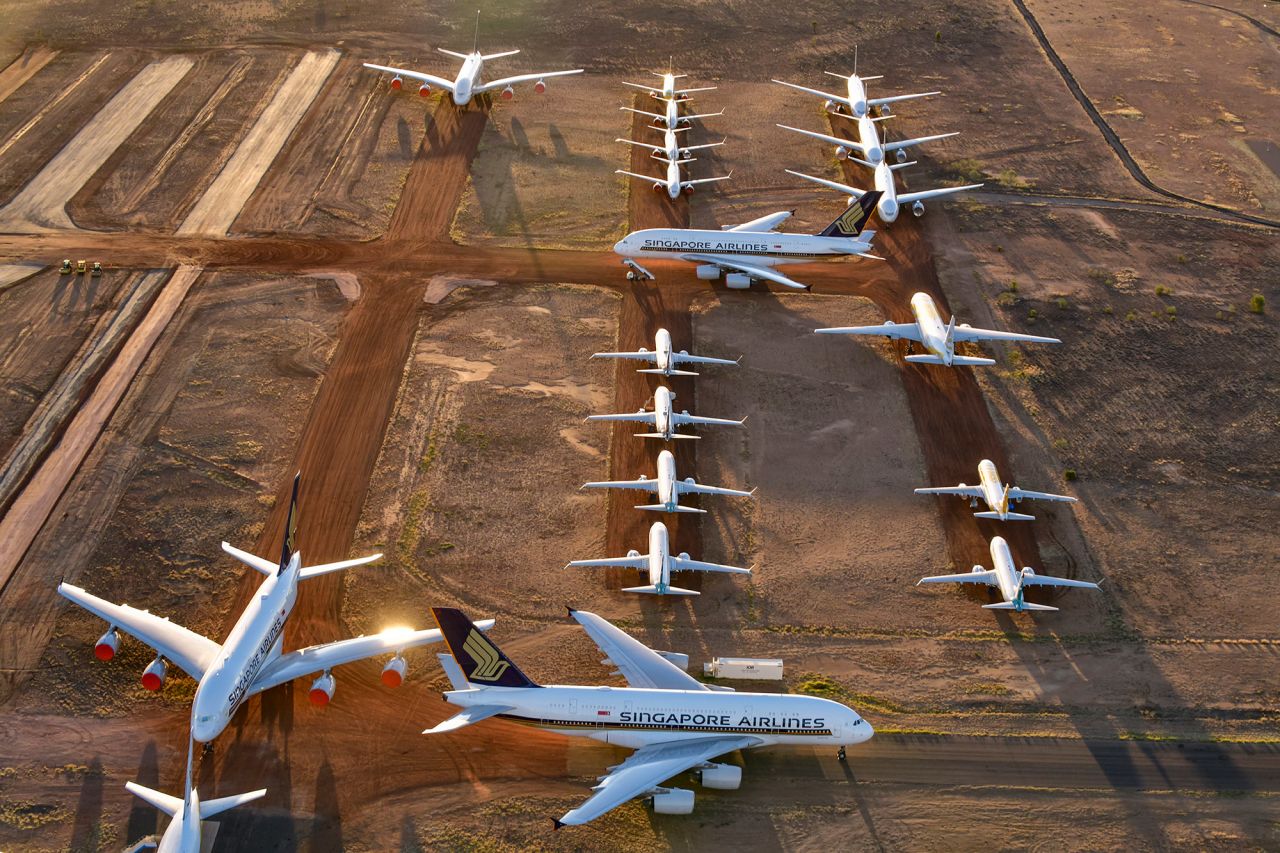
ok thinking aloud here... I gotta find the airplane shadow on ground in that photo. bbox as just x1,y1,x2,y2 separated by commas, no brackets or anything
123,740,160,843
68,756,104,851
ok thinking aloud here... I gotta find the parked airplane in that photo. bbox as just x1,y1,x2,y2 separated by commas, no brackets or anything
58,474,494,742
588,386,744,441
567,521,749,595
613,193,883,290
622,97,723,130
617,130,725,166
916,459,1077,522
773,72,938,119
125,741,264,853
918,535,1100,612
622,68,716,102
815,291,1060,366
424,607,874,826
590,328,739,377
616,156,731,200
581,449,753,513
786,164,981,222
363,15,582,106
777,120,955,166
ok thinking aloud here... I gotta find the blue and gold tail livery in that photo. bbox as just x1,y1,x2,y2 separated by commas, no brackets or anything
278,472,301,573
432,608,540,688
819,190,883,238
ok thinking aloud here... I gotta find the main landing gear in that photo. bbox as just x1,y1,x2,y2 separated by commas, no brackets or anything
837,746,847,762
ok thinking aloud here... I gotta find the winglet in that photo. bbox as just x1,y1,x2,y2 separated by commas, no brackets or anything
553,818,565,830
278,472,301,574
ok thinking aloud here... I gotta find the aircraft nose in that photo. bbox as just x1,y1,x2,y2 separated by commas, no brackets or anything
612,239,628,255
869,147,883,163
882,199,898,221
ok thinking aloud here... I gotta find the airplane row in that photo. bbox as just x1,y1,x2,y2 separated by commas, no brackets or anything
616,69,730,199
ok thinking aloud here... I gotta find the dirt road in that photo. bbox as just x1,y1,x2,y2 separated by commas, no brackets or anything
0,47,57,107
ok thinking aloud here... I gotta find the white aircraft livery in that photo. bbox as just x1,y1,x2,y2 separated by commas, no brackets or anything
786,161,981,223
566,521,750,595
622,68,716,102
918,535,1101,612
424,607,873,826
777,119,956,166
622,96,723,130
581,449,754,513
590,328,739,377
616,155,731,200
58,474,494,742
773,68,938,119
364,15,582,106
586,385,744,441
613,192,883,290
125,740,264,853
815,291,1061,366
916,459,1078,522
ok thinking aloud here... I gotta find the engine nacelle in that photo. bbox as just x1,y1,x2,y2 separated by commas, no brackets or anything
501,85,514,100
650,787,695,815
677,552,691,560
309,672,336,706
381,655,407,688
823,99,837,112
418,84,431,97
698,763,742,790
141,657,167,691
725,272,752,289
533,79,546,94
912,201,925,217
683,184,695,195
627,549,641,558
895,148,908,164
95,628,120,661
1022,567,1036,576
390,76,403,91
652,182,665,193
695,264,721,281
835,146,849,160
880,104,892,117
972,565,986,573
683,477,696,484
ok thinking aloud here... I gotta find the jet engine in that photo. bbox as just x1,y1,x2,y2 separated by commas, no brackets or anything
725,272,752,289
94,628,120,661
677,552,691,560
972,565,986,573
381,655,407,687
418,84,431,97
695,265,721,280
309,671,336,706
627,549,641,558
912,201,925,217
697,763,742,790
683,184,695,195
895,149,908,164
501,85,515,100
834,146,850,160
650,788,695,815
141,657,167,692
390,76,403,91
823,99,837,112
879,104,893,117
1022,567,1037,577
533,79,547,94
652,182,665,193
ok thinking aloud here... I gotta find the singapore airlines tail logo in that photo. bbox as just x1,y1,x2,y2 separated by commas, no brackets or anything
463,629,510,682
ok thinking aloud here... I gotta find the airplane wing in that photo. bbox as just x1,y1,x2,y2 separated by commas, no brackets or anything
669,556,751,575
914,485,984,498
673,353,738,366
772,79,851,106
570,609,707,690
918,570,998,586
362,63,456,93
620,106,665,120
949,326,1061,345
868,90,941,108
248,620,495,695
1020,574,1100,590
424,704,514,734
590,350,657,363
777,124,867,156
586,411,657,425
616,138,664,152
620,81,661,96
581,478,659,492
897,184,984,205
616,169,663,184
883,131,959,153
557,736,761,827
676,480,754,498
1008,488,1077,503
671,413,744,428
815,322,923,341
477,68,584,93
58,583,220,680
681,110,724,121
682,175,732,187
680,254,810,291
724,211,793,233
786,169,865,199
567,555,650,570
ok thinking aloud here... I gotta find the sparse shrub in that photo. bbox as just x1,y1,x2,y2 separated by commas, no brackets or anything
1155,284,1171,297
1215,310,1224,320
1027,308,1038,320
1056,297,1069,310
996,291,1018,308
1124,310,1137,322
1008,279,1018,292
1176,254,1187,264
1166,305,1177,319
951,158,987,183
1103,305,1114,315
935,29,942,42
1064,469,1077,481
1249,293,1265,314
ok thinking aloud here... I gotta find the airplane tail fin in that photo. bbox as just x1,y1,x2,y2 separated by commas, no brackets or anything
983,601,1058,612
277,472,301,574
635,503,706,513
819,191,882,237
975,511,1036,521
431,608,539,688
622,584,700,596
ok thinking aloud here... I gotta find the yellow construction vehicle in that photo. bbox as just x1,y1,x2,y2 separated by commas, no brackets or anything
75,259,87,275
90,262,102,276
60,259,72,274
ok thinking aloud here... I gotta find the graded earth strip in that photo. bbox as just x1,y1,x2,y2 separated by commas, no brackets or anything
0,261,42,292
0,265,201,593
0,47,57,106
177,49,340,236
0,52,109,165
0,55,195,232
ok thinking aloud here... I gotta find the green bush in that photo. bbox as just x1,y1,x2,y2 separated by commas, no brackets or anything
1249,293,1265,314
1064,469,1077,482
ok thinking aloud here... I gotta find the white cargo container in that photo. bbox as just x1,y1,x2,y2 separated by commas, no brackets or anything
702,657,784,680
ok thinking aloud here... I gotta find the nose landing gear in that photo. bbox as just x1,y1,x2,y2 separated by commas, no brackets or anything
837,746,847,762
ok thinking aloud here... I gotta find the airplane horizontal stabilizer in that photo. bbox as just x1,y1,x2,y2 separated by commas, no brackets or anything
974,511,1036,521
423,704,514,734
904,354,997,366
200,788,268,820
634,432,699,439
298,552,383,580
638,368,698,376
622,584,699,596
982,601,1058,611
634,503,706,513
124,782,182,818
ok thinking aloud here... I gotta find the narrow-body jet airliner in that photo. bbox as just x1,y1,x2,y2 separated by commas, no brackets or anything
566,521,750,595
916,459,1077,521
590,328,739,377
587,385,744,441
581,449,753,513
918,536,1101,612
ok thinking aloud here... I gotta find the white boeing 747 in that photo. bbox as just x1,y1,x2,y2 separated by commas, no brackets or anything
918,536,1101,612
566,521,750,596
590,328,739,377
616,156,731,200
786,163,981,222
125,741,264,853
424,607,873,826
916,459,1078,522
816,291,1060,366
581,448,754,513
622,97,723,130
774,64,938,119
57,475,494,742
613,192,883,290
587,385,744,441
622,69,716,102
777,120,956,166
363,15,582,106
